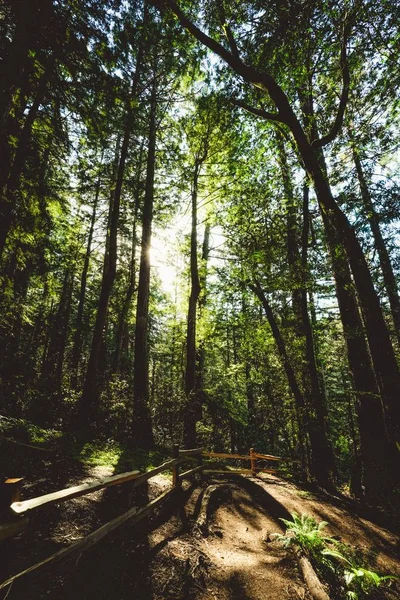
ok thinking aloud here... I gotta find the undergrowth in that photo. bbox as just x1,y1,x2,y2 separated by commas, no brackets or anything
273,512,398,600
0,415,171,474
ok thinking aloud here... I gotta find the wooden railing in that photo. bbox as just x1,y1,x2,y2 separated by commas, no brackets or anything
0,449,204,591
0,445,294,591
200,447,298,475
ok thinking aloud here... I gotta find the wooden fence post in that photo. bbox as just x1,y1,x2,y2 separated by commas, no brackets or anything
172,444,180,487
0,478,24,513
250,448,256,473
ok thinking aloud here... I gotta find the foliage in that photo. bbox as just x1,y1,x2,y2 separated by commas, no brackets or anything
321,547,398,600
274,513,398,599
272,513,334,558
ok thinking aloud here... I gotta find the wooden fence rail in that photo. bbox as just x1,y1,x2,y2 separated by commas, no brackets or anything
0,444,292,592
11,470,141,515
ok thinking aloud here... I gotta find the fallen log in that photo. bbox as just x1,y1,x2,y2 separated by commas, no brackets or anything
194,484,231,537
294,548,331,600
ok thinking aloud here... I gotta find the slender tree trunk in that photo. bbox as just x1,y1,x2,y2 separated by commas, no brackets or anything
132,73,157,449
183,161,202,448
300,185,336,485
194,222,210,419
80,52,143,426
250,281,308,473
276,136,335,483
352,147,400,348
71,173,101,389
113,143,144,375
41,267,74,406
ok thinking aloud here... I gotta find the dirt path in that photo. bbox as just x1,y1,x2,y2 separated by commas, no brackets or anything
1,470,399,599
194,483,309,600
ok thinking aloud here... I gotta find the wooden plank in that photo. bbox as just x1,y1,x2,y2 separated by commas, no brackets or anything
179,447,204,456
253,452,300,463
172,445,180,487
0,487,176,592
131,458,181,489
203,469,254,475
204,468,277,475
1,478,24,509
179,465,204,480
253,452,282,461
11,470,140,515
250,447,256,472
0,517,29,542
202,452,252,460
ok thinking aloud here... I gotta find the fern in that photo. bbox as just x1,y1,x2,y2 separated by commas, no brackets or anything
273,514,398,600
322,547,398,598
271,512,335,557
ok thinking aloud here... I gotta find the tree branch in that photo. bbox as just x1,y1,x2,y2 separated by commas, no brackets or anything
312,30,350,148
151,0,293,117
216,0,240,60
231,98,286,123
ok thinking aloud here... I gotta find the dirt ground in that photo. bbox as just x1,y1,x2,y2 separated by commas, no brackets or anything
0,460,399,600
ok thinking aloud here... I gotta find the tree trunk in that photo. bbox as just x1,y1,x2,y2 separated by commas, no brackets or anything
40,266,74,416
322,211,393,502
194,222,210,420
132,73,157,449
183,161,202,448
71,173,101,389
300,184,336,486
276,135,334,484
80,53,142,427
113,143,144,375
352,146,400,348
250,281,308,473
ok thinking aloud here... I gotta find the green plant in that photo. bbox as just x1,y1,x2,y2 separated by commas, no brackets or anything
322,548,398,599
272,513,335,558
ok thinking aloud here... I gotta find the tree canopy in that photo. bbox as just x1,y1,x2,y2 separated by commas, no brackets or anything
1,0,400,508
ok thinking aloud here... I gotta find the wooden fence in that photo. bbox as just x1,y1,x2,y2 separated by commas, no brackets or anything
0,445,294,591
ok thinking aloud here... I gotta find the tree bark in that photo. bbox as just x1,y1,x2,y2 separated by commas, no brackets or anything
113,143,144,375
80,50,143,427
183,161,202,448
71,173,101,389
132,72,157,449
250,281,308,472
352,146,400,348
322,212,393,502
300,184,336,486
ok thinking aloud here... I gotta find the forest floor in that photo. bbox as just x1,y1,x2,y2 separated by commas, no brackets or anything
1,439,399,600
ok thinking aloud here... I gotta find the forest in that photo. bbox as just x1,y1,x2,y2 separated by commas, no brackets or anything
1,0,400,519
